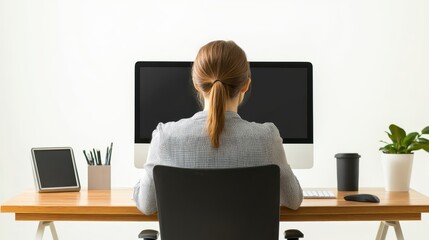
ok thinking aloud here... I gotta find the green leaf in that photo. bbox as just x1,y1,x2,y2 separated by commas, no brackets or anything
409,143,423,152
382,125,429,154
402,132,418,147
421,126,429,135
386,131,395,143
380,144,397,154
411,142,429,153
422,143,429,153
389,124,406,144
398,145,408,154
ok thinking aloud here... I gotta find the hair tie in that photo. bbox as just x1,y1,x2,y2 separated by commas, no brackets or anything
213,79,222,85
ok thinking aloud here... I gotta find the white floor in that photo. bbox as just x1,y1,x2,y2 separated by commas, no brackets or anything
1,216,428,240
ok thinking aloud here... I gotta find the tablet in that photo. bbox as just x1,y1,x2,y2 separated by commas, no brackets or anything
31,147,81,192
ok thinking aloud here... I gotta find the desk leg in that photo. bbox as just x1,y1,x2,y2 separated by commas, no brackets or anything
376,221,404,240
35,221,59,240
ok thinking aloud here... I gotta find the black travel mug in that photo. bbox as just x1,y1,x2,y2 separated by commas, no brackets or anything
335,153,360,191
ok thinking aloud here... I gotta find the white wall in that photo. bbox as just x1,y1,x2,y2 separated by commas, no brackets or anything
1,0,429,239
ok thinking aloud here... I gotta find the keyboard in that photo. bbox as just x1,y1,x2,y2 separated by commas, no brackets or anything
303,190,336,199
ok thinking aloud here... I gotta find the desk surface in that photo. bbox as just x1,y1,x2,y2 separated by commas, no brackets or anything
1,188,429,222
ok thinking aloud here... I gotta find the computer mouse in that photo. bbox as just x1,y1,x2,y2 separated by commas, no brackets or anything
344,194,380,203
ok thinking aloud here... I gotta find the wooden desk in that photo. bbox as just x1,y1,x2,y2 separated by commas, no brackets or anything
2,188,429,240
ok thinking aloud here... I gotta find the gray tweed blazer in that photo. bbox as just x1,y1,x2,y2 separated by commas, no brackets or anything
134,111,303,214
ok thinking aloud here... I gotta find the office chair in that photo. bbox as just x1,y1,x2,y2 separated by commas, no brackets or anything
138,165,304,240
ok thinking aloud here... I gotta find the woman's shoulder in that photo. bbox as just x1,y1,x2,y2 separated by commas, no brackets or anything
231,117,281,138
153,112,206,135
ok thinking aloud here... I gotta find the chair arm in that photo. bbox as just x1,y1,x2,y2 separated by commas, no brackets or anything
284,229,304,240
138,229,159,240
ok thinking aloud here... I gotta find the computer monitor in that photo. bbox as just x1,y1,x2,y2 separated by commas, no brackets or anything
134,61,313,169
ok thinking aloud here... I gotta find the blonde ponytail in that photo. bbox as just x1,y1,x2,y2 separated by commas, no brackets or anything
192,40,250,148
207,81,228,148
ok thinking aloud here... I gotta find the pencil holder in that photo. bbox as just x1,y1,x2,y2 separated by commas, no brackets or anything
88,165,111,190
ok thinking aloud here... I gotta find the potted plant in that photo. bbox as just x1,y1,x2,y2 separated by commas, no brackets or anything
380,124,429,191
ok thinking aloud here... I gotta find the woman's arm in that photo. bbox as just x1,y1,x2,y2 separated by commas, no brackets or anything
133,124,163,215
268,123,303,210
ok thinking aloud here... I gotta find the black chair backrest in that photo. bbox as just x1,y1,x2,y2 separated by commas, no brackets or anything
153,164,280,240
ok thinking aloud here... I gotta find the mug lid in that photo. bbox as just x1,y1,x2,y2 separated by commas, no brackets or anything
335,153,361,158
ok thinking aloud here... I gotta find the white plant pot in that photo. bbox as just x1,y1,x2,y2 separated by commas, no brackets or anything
381,153,414,191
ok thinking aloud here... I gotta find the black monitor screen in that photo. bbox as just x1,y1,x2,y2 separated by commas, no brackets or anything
135,62,313,144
